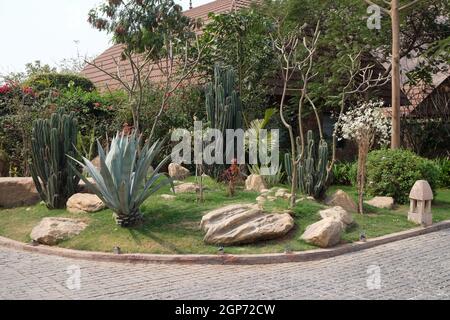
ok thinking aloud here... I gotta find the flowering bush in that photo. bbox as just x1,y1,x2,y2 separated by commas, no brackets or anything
337,100,391,213
339,100,391,145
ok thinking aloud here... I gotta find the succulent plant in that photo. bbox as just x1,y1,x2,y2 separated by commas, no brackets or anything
30,107,80,209
69,131,173,227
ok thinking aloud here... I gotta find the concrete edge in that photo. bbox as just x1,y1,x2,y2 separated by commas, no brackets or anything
1,220,449,265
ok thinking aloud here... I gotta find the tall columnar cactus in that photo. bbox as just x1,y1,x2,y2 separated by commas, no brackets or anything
205,64,243,132
285,130,329,199
30,108,80,209
205,64,243,178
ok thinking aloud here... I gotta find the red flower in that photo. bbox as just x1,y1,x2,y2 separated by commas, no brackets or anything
0,83,11,94
22,86,35,96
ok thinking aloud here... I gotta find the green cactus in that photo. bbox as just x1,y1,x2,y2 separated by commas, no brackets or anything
205,64,243,178
285,130,329,199
30,107,80,209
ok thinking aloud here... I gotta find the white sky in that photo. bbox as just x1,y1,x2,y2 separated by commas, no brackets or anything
0,0,213,75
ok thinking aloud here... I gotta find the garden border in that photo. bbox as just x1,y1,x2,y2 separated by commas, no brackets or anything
1,220,449,265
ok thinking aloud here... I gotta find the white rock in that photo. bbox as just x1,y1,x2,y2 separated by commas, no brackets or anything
160,194,176,201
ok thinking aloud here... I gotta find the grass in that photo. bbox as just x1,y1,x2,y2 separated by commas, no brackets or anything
0,177,449,255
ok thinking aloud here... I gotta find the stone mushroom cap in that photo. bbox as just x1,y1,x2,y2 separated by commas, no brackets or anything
409,180,433,200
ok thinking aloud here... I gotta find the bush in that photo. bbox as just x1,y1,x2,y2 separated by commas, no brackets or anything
366,149,440,204
332,161,356,186
25,73,95,92
434,157,450,188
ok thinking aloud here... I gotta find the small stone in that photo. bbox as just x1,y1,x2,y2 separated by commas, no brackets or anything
245,174,268,192
256,195,266,203
174,183,199,193
296,198,305,204
168,163,190,180
301,218,343,248
306,196,315,201
267,196,277,202
67,193,105,214
365,196,394,209
260,189,270,195
319,206,353,229
325,189,357,213
160,194,176,201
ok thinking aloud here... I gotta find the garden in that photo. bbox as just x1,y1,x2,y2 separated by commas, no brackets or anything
0,0,449,256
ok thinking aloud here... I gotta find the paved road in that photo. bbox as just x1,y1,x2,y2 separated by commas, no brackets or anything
1,229,450,300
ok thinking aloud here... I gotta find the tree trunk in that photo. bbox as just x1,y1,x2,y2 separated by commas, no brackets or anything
290,158,297,208
391,0,401,149
357,143,368,214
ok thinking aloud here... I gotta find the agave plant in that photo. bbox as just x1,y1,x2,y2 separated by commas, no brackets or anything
69,131,173,227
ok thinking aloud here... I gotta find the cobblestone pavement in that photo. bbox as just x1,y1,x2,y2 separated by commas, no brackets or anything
1,229,450,300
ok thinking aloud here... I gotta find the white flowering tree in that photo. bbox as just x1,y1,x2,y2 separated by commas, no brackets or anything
338,100,391,214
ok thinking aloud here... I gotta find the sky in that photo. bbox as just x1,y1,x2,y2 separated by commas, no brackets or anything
0,0,213,75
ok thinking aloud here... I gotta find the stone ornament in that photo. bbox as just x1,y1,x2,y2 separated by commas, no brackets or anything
408,180,433,227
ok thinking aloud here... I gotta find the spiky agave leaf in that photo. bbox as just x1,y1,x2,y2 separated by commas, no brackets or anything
68,131,172,227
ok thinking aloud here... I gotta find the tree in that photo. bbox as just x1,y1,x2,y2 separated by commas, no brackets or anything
87,0,206,138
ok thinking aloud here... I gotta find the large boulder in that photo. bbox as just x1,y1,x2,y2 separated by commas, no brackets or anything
30,217,88,245
365,196,394,209
245,174,268,193
325,189,357,213
0,177,40,208
66,193,105,214
319,206,353,229
200,204,294,245
168,163,190,180
301,218,343,248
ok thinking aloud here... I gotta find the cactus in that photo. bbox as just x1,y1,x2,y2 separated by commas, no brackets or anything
30,108,80,209
204,64,243,178
285,130,329,199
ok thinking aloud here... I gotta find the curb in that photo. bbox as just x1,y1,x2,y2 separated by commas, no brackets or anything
1,220,449,265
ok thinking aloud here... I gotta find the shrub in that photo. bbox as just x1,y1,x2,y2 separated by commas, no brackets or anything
25,73,95,92
434,157,450,188
366,149,440,204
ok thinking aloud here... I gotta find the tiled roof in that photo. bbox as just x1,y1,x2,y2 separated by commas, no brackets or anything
81,0,254,90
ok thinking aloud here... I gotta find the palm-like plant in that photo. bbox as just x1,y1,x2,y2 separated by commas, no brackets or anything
69,131,173,227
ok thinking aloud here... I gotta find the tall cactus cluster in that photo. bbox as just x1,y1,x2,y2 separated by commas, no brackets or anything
205,64,243,133
284,130,329,199
30,108,80,209
204,64,243,178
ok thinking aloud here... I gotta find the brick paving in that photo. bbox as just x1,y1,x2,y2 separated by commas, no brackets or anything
1,229,450,300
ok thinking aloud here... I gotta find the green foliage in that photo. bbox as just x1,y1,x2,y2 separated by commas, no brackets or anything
434,157,450,188
0,149,9,176
88,0,194,57
198,8,276,119
30,108,80,209
25,73,95,92
332,161,357,186
366,149,441,204
70,132,173,227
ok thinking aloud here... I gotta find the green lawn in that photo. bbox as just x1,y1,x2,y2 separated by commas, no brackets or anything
0,177,449,255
